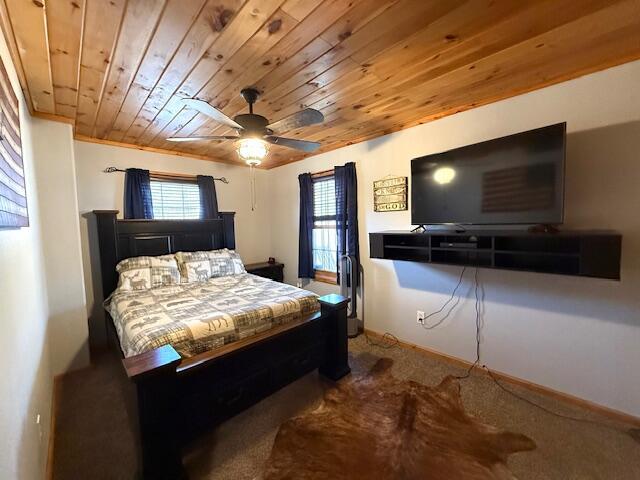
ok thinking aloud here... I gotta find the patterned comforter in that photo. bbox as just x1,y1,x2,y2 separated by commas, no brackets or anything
105,273,320,358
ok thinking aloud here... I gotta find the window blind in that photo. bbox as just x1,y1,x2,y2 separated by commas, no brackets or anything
150,179,202,219
312,175,337,272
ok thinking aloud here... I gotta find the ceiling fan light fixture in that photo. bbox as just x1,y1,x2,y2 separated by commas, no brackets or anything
236,137,268,166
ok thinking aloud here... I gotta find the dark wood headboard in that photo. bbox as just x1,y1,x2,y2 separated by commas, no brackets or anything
93,210,236,297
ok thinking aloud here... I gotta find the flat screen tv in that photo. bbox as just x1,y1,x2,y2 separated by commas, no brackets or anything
411,123,566,226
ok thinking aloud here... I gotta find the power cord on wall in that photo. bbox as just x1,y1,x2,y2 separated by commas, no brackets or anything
420,266,639,440
358,260,399,350
364,331,399,349
454,267,481,380
421,266,467,330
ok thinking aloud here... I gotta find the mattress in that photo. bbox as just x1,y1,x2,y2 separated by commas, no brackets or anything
105,273,320,358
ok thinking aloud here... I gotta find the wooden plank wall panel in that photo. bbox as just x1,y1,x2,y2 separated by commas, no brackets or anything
3,0,54,113
185,0,462,154
136,0,284,148
92,0,167,139
172,0,360,153
150,7,299,152
262,0,520,129
75,0,127,136
261,1,564,144
203,0,355,127
0,0,32,112
189,0,459,150
330,0,640,144
120,0,244,144
46,0,85,119
262,0,640,166
1,0,639,168
107,0,207,142
175,36,334,149
280,0,321,21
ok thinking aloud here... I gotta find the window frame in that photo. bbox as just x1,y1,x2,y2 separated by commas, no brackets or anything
149,173,202,220
311,169,338,285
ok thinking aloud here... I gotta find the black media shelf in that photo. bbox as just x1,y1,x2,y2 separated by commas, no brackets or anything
386,245,430,250
369,230,621,280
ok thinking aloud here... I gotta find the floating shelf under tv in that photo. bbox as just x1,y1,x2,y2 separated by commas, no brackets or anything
369,230,621,280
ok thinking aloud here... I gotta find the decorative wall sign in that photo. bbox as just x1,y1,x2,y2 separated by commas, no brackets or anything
373,176,407,212
0,57,26,227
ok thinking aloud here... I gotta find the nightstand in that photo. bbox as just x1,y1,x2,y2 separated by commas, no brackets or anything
245,261,284,282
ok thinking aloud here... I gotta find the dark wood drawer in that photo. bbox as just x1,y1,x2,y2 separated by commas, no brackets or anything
272,345,322,388
212,368,272,418
246,262,284,282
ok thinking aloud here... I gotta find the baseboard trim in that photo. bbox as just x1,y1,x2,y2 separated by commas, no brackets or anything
364,329,640,427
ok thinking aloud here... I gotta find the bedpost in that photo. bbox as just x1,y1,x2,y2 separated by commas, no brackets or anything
123,345,185,480
318,294,351,380
93,210,120,298
219,211,235,249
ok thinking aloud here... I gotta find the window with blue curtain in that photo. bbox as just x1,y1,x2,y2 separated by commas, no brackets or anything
299,166,358,284
312,174,338,274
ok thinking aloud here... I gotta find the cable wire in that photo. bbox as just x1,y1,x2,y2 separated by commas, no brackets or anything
441,267,638,439
421,266,467,330
454,267,481,380
364,331,400,349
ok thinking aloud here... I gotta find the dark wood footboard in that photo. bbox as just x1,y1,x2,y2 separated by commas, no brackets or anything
117,295,349,480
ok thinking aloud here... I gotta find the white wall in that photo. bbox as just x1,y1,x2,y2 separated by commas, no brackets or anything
31,119,89,374
0,35,51,480
268,60,640,417
73,141,272,346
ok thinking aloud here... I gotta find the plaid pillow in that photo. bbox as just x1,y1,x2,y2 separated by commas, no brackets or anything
115,255,180,291
175,249,246,283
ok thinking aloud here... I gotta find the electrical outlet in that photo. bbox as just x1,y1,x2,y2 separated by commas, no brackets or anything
36,413,43,442
417,310,425,324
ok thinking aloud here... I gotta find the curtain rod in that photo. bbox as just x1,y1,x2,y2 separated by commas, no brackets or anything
102,167,229,184
311,168,334,178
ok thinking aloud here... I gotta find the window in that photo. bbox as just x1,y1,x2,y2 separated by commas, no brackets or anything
312,173,337,282
150,179,201,219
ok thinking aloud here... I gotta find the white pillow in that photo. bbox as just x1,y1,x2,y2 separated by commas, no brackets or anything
115,254,180,291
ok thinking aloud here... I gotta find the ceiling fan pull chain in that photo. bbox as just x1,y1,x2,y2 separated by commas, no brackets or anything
250,164,257,211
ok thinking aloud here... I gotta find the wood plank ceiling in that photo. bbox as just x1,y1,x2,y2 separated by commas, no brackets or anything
1,0,639,169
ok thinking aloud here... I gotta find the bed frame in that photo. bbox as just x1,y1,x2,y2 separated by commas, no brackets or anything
93,210,350,480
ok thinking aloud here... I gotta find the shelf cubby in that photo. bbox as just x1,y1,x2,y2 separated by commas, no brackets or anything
431,249,492,268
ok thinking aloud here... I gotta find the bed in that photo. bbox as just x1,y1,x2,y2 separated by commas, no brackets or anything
106,272,321,358
93,210,350,480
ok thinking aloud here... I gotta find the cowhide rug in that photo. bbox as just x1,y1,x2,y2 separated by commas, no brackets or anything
263,358,535,479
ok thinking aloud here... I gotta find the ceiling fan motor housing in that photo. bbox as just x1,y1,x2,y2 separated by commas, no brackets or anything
233,114,272,136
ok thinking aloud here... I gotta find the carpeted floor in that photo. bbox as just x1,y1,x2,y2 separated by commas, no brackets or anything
52,336,640,479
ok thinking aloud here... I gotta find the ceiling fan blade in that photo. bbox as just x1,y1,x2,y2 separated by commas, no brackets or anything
266,136,321,152
266,108,324,133
182,98,243,130
166,135,238,142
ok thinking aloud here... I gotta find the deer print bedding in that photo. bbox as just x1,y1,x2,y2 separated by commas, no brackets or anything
115,254,181,291
175,249,246,282
105,273,320,358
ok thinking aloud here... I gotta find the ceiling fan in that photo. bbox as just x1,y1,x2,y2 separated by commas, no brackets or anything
167,88,324,166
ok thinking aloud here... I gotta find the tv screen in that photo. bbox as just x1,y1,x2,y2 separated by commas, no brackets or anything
411,123,566,225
